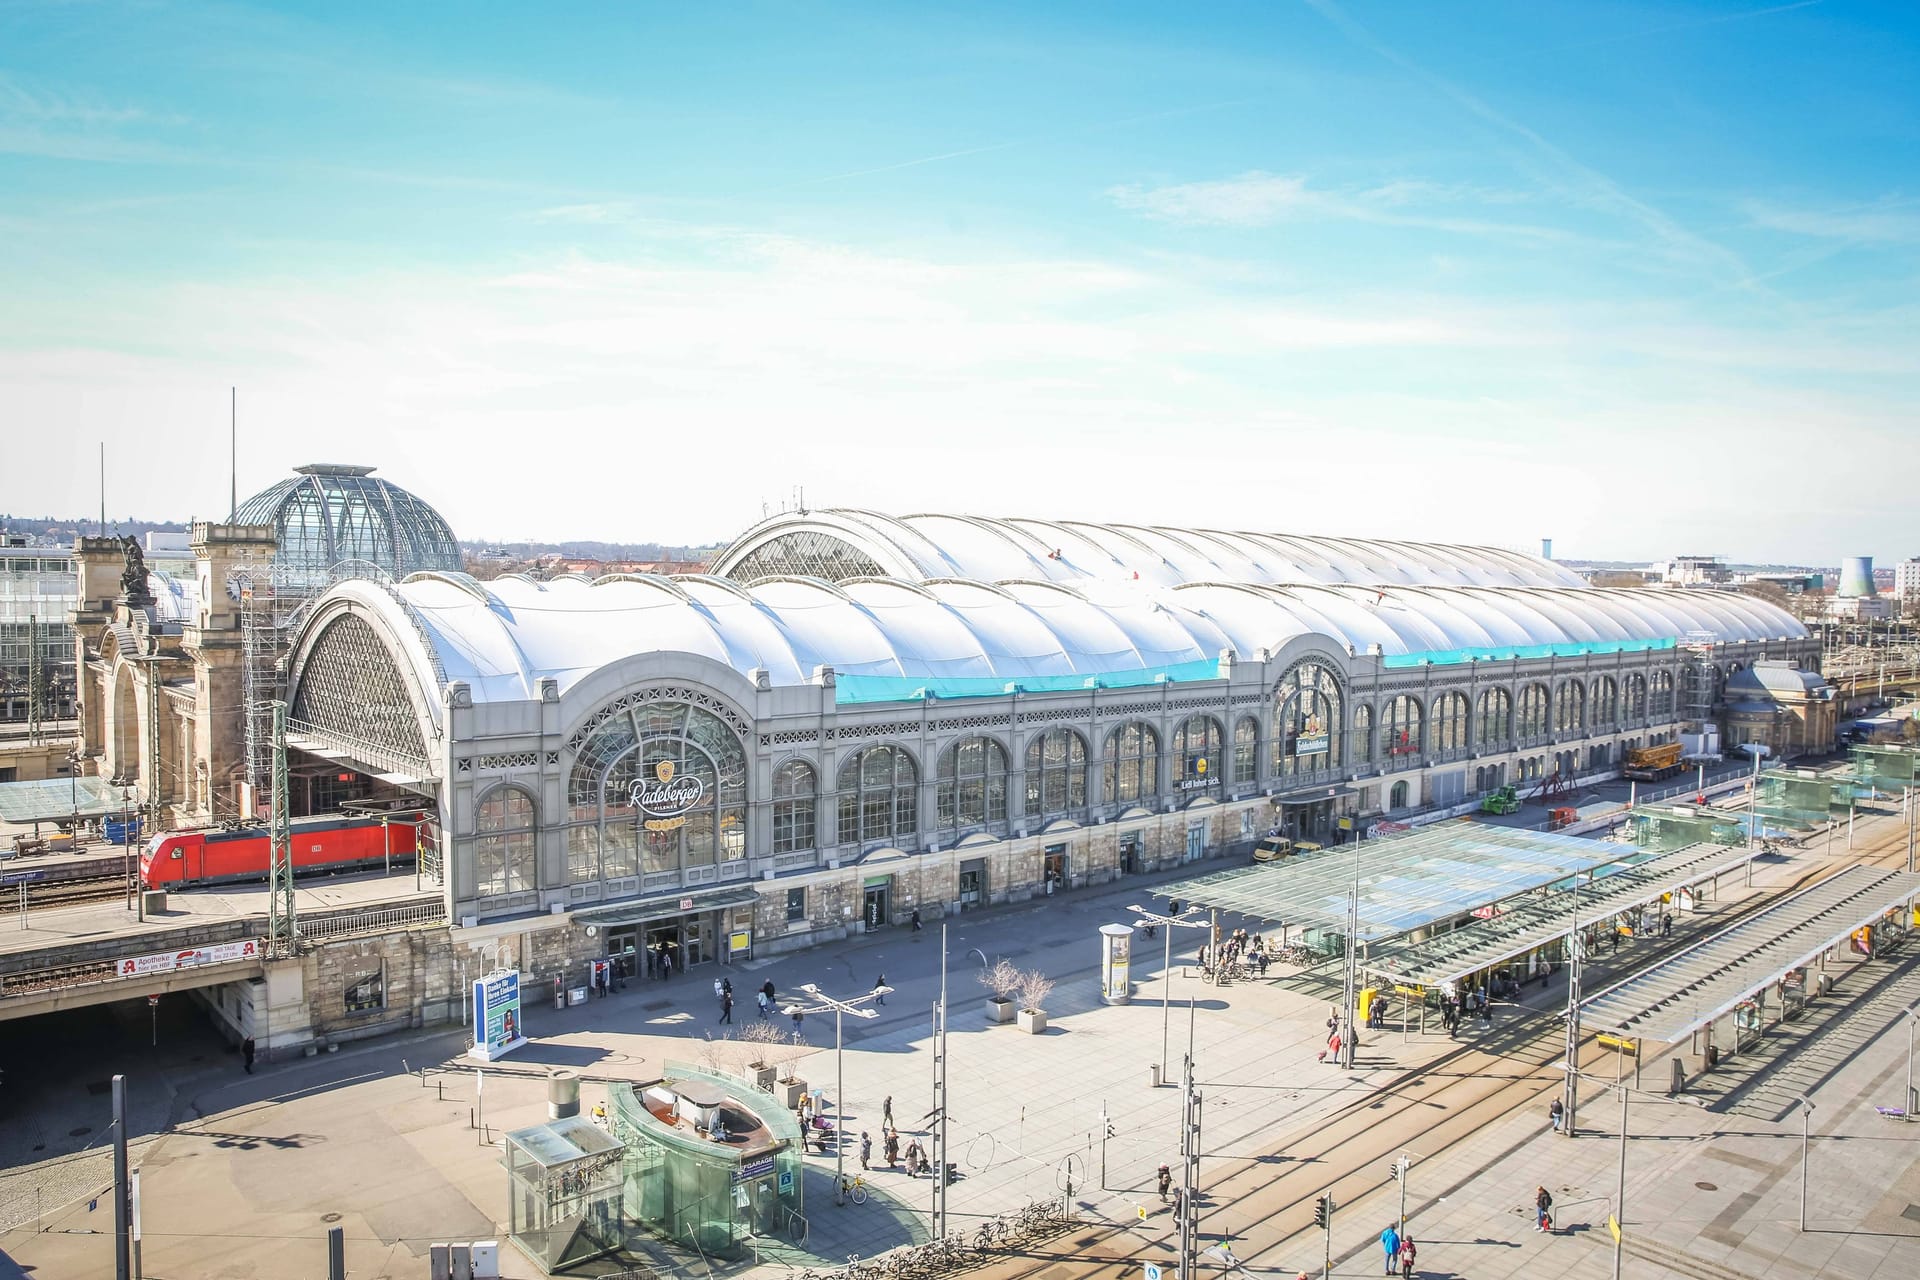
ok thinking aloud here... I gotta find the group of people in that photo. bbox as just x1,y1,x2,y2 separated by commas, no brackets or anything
1199,928,1270,978
1438,986,1491,1036
1378,1224,1417,1277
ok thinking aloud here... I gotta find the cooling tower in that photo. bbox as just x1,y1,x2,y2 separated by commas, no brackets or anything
1838,555,1877,598
1541,537,1553,561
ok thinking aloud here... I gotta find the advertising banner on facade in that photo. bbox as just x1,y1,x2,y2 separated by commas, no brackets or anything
470,968,526,1062
115,938,259,979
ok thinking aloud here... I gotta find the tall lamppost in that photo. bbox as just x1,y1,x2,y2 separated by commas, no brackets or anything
1900,1004,1918,1124
1129,902,1208,1084
785,980,890,1204
1560,867,1587,1136
1563,1064,1708,1280
1796,1093,1814,1232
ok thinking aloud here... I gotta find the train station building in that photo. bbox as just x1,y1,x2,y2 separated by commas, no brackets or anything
263,507,1819,980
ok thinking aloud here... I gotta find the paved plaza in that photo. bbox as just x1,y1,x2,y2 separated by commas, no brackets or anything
2,808,1918,1279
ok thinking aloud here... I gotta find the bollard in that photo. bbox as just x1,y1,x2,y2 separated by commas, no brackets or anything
327,1225,345,1280
438,1080,445,1102
1150,1063,1161,1088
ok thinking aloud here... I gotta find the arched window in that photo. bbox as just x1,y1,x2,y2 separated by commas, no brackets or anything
1650,670,1676,717
1555,682,1586,734
1389,780,1410,810
566,698,749,884
1103,721,1160,805
1476,688,1511,746
1024,728,1088,818
1272,661,1344,777
771,760,817,853
1517,684,1550,738
1384,695,1423,762
1170,715,1223,791
1353,704,1375,765
837,745,919,845
476,787,537,898
1591,677,1618,726
1624,673,1647,720
937,736,1008,830
1231,717,1259,784
1430,692,1469,752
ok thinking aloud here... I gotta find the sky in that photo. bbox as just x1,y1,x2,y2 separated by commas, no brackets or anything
2,0,1916,564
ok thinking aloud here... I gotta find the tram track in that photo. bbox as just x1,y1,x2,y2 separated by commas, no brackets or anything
966,813,1920,1279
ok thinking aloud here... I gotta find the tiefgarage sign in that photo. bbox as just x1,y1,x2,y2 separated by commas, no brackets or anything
626,759,705,832
117,938,260,979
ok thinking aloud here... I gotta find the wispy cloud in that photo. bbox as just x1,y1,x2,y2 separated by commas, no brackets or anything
1745,198,1920,245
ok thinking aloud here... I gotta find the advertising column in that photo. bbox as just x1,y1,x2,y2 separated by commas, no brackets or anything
1099,923,1135,1005
470,968,527,1062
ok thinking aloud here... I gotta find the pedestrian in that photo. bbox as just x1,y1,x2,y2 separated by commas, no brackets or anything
1397,1234,1416,1278
904,1139,923,1175
859,1131,872,1171
756,989,770,1018
1549,1098,1565,1133
723,976,733,997
1380,1224,1401,1275
1171,1185,1184,1217
1157,1164,1172,1202
874,974,886,1006
714,976,725,1002
882,1095,894,1129
242,1036,256,1074
1535,1185,1554,1232
910,908,923,932
1609,927,1618,955
1256,949,1269,977
790,1005,805,1032
762,979,777,1005
1662,911,1673,937
885,1131,899,1166
719,992,733,1024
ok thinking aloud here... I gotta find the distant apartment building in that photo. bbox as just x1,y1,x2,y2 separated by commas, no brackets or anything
1662,555,1733,587
1896,557,1920,603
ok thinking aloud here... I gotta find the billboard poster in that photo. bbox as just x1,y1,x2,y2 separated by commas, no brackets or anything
116,938,259,979
470,968,526,1062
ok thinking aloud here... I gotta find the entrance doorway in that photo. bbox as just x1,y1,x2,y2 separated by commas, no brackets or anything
606,926,641,980
863,881,890,931
1184,822,1206,862
1043,844,1067,893
1119,832,1141,876
958,860,985,910
641,913,716,976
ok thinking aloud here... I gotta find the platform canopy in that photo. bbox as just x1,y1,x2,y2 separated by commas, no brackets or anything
1362,840,1762,989
1160,823,1641,939
1579,865,1920,1045
0,776,144,825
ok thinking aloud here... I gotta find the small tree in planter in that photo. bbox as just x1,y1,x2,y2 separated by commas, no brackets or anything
980,958,1021,1024
1015,968,1055,1035
735,1020,794,1091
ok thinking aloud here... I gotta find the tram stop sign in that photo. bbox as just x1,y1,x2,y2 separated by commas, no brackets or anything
1143,1264,1163,1280
147,995,158,1007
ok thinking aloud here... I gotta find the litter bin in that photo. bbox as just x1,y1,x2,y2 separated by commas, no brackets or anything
547,1069,580,1119
1150,1063,1162,1088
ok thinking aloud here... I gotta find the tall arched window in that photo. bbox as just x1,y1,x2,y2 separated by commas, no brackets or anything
1384,695,1423,762
1353,704,1375,765
1103,721,1160,805
566,698,749,884
1430,692,1469,751
1517,684,1550,738
937,736,1008,830
1389,780,1410,810
1024,728,1088,818
1650,670,1676,717
1555,682,1586,734
1272,661,1344,777
837,745,919,845
1231,717,1259,784
1624,673,1647,720
1477,688,1511,746
1591,676,1618,726
1170,715,1223,791
771,759,817,853
476,787,537,898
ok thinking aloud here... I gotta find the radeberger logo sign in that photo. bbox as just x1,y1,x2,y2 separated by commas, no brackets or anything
626,759,704,832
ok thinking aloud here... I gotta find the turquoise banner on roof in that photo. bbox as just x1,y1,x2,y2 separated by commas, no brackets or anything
835,658,1224,705
1380,636,1677,669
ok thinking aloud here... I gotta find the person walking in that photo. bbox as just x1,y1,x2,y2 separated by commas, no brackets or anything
1549,1098,1565,1133
242,1036,256,1074
1157,1164,1172,1202
882,1095,894,1130
719,992,733,1024
790,1004,805,1033
761,978,777,1006
884,1131,899,1167
1397,1234,1417,1278
859,1131,872,1171
756,989,770,1018
1380,1224,1401,1275
904,1139,923,1176
910,908,923,932
1662,911,1673,937
713,976,725,1002
873,974,887,1006
1535,1185,1554,1232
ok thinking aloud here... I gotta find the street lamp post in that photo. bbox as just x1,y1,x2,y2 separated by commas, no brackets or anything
1796,1094,1814,1232
1129,902,1208,1084
1563,1064,1707,1280
785,981,890,1205
1340,840,1362,1068
1901,1004,1918,1123
1561,869,1586,1136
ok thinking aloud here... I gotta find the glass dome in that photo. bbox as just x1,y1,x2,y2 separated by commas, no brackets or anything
231,463,462,591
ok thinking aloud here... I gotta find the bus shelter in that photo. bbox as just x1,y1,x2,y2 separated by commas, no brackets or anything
1579,865,1920,1076
503,1115,626,1273
1626,805,1750,852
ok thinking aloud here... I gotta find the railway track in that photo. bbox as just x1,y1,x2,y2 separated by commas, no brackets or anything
965,812,1920,1279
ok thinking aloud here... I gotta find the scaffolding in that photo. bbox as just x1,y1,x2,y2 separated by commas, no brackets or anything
1681,630,1718,732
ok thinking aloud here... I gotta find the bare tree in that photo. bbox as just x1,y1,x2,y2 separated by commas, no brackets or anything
979,958,1021,1002
1015,968,1055,1014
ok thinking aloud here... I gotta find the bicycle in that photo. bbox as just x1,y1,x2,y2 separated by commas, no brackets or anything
838,1173,868,1205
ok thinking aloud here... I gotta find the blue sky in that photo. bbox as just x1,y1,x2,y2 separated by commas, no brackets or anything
2,1,1916,562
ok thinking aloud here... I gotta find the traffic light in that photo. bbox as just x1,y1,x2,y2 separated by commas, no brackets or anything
1313,1195,1331,1229
1105,1118,1116,1139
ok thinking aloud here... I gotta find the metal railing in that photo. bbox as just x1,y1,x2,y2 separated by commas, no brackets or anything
299,899,447,944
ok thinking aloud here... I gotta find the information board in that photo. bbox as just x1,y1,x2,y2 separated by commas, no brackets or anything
470,968,526,1062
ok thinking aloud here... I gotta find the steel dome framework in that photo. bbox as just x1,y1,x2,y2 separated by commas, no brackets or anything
231,463,462,591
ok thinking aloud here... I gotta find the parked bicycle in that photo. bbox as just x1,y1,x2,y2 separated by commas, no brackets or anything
838,1173,868,1205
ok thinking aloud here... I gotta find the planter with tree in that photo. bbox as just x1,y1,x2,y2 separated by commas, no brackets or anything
1016,968,1055,1035
980,957,1020,1024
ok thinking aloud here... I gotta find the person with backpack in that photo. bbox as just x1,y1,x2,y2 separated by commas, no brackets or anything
1157,1164,1172,1202
1397,1234,1417,1278
1535,1185,1554,1232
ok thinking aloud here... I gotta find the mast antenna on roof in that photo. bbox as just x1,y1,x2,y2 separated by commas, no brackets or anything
799,485,806,514
230,386,237,518
98,442,105,537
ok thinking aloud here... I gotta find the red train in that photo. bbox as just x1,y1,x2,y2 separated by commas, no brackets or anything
141,816,421,890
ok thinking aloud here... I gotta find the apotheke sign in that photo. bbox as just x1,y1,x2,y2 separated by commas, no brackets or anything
625,760,705,832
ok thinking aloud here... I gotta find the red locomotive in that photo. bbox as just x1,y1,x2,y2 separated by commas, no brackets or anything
141,815,421,890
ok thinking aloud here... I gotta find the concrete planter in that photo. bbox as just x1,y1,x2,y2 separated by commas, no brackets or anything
1017,1008,1048,1034
746,1063,779,1092
775,1078,808,1109
985,998,1015,1024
